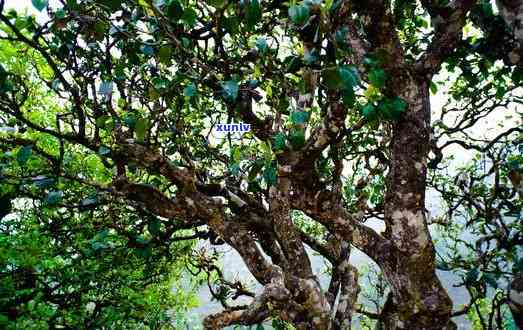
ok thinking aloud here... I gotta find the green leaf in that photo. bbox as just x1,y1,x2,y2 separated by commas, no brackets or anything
182,7,197,26
259,141,273,162
140,44,154,57
183,83,197,98
482,273,497,288
135,118,149,142
378,97,406,120
368,68,386,88
273,132,286,151
256,324,265,330
135,246,152,258
465,268,479,285
148,220,162,236
152,77,168,90
98,145,111,156
335,26,349,45
97,0,122,11
157,45,172,64
341,88,355,106
80,196,98,207
248,160,264,181
286,56,303,73
17,145,33,165
480,2,494,16
96,115,112,129
117,98,126,108
246,0,262,28
259,141,273,161
288,4,310,26
93,21,107,40
221,80,239,101
0,64,7,84
166,0,184,20
255,38,268,54
363,56,378,68
152,77,167,91
232,147,241,163
289,128,305,148
338,65,359,89
181,37,191,48
322,67,342,89
389,97,407,117
207,0,225,7
229,163,240,176
263,164,277,186
414,16,428,28
290,111,309,125
303,48,318,65
512,66,523,84
361,103,376,120
123,113,136,128
430,81,438,95
222,16,240,33
55,9,66,19
248,79,260,88
514,257,523,273
45,190,63,205
272,319,286,330
98,80,113,98
32,0,48,11
323,65,359,91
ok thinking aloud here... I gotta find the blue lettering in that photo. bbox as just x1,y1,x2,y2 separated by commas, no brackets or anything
214,123,251,133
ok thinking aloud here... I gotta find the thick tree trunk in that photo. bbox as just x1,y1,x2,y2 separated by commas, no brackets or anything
508,273,523,329
380,75,454,329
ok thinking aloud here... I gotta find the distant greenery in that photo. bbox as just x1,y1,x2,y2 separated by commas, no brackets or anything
0,32,204,327
0,200,202,329
0,0,521,329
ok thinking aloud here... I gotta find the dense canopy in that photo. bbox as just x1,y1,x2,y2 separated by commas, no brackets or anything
0,0,522,329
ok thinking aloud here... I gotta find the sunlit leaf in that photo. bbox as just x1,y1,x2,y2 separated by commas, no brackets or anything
263,164,277,186
289,128,305,148
45,190,63,205
183,83,197,98
32,0,48,11
246,0,262,28
166,0,184,20
288,4,310,26
98,81,113,98
135,118,149,142
17,145,32,165
368,68,386,88
221,80,239,101
290,111,309,125
273,132,286,151
361,103,376,120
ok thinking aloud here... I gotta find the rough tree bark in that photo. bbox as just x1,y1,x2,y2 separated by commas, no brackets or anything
497,0,523,64
4,0,519,328
378,75,454,329
509,274,523,330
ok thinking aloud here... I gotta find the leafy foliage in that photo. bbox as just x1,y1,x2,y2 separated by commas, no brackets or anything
0,0,521,328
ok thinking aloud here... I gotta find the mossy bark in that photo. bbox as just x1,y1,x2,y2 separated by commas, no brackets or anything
379,77,453,329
